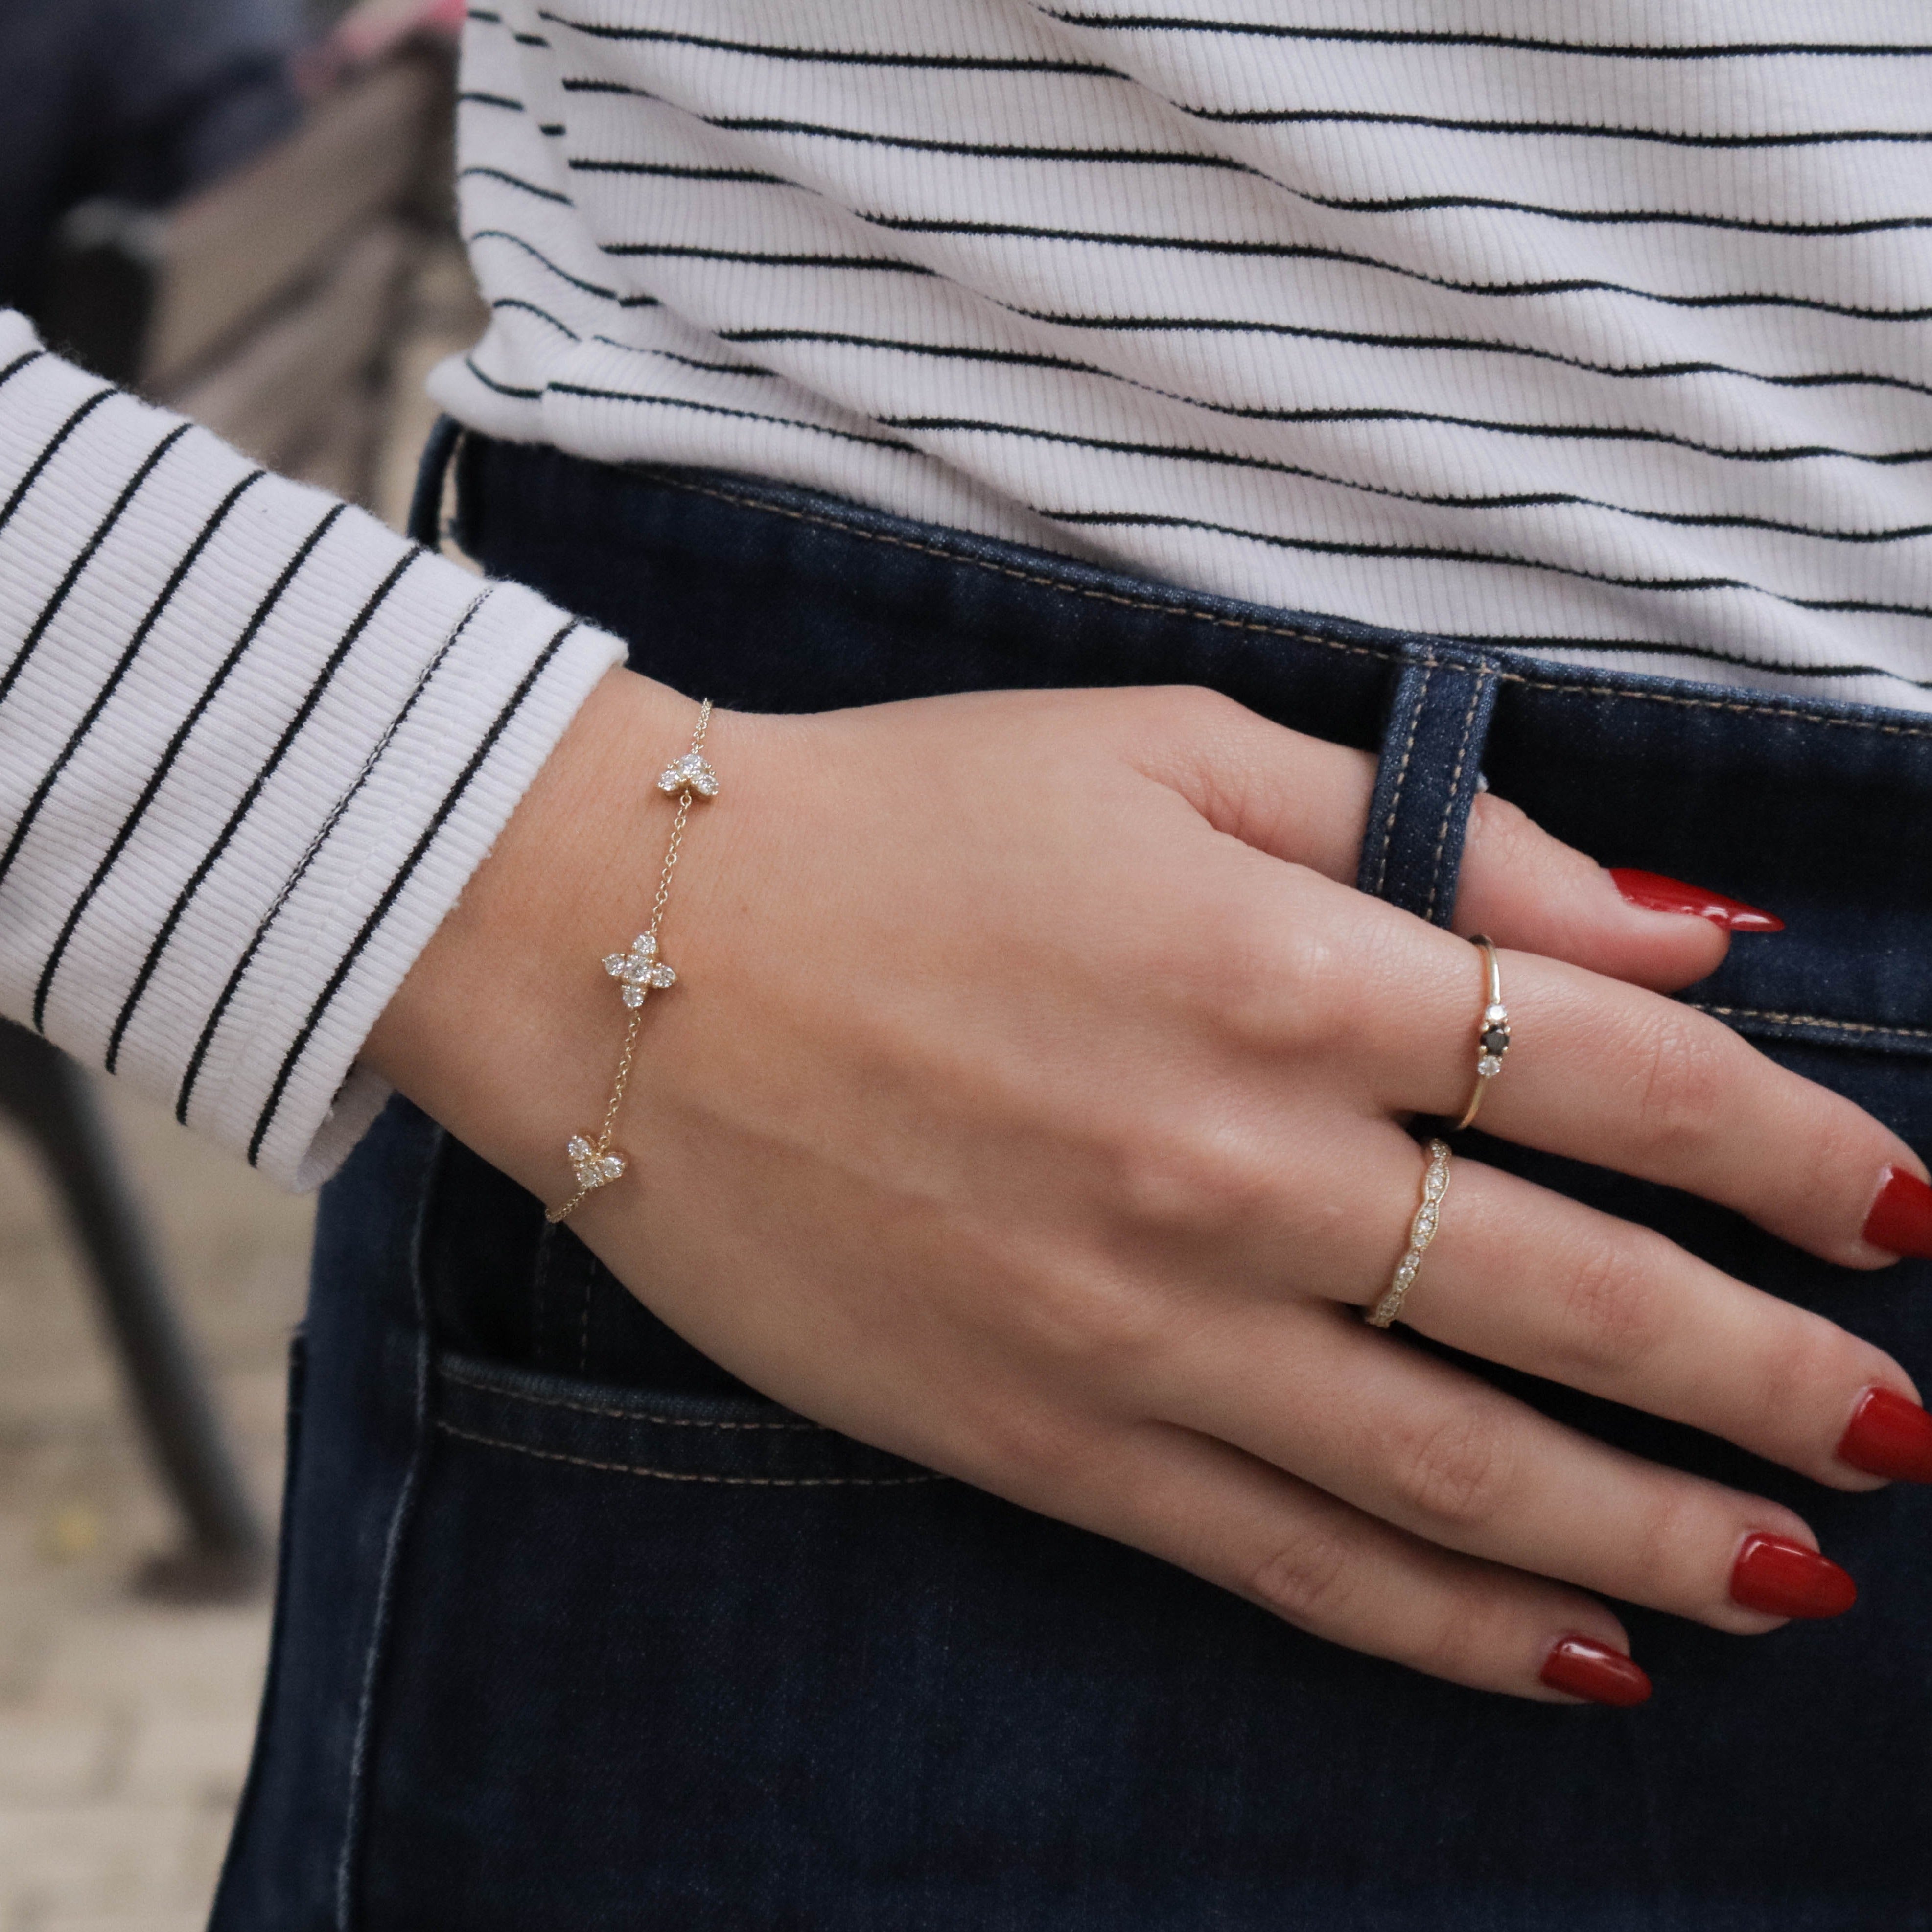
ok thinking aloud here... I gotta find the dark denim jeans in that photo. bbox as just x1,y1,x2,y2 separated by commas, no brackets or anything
211,431,1932,1931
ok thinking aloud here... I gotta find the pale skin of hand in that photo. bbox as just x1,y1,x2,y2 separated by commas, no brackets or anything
365,667,1925,1701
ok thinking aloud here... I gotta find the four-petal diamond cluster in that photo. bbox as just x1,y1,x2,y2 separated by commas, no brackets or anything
567,1135,626,1194
604,931,677,1007
658,751,720,798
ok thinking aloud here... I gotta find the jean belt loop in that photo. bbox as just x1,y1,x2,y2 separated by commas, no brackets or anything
1355,645,1504,927
406,414,466,553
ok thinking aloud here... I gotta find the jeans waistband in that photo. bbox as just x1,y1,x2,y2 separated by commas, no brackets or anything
433,425,1932,1062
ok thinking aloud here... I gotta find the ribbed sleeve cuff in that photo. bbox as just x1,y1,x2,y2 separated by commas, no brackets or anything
0,316,625,1188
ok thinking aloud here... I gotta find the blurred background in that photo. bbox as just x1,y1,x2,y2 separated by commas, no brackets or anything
1,1,485,1920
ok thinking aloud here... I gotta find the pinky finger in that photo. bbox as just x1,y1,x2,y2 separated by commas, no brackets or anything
1076,1420,1652,1707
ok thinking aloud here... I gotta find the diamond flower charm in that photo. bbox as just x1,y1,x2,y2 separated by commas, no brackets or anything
566,1135,626,1194
658,751,719,798
1476,1001,1512,1079
603,931,677,1008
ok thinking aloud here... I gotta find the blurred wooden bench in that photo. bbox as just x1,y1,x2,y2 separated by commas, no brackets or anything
5,23,460,1598
43,33,455,504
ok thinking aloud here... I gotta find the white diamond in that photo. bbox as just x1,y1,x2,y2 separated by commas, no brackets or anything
1477,1054,1501,1077
567,1134,627,1192
606,933,673,1002
658,753,720,797
1484,1003,1507,1023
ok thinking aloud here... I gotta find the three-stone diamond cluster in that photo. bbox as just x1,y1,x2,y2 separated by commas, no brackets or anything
1477,1002,1511,1079
658,751,719,797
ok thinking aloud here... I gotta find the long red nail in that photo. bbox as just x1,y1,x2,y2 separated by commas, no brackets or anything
1608,869,1784,932
1729,1534,1857,1619
1539,1634,1653,1707
1863,1167,1932,1258
1838,1387,1932,1483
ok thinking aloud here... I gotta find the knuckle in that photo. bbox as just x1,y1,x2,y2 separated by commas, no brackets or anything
1110,1120,1278,1246
1552,1230,1669,1377
1016,1261,1167,1384
1178,891,1280,1029
1228,912,1361,1056
966,1399,1089,1492
1161,682,1247,743
1468,792,1595,894
1737,1313,1872,1459
1246,1521,1358,1629
1387,1406,1518,1534
1407,1602,1492,1686
1798,1097,1895,1228
1625,1007,1730,1155
1625,1485,1702,1607
1120,682,1244,766
1467,792,1540,873
1171,871,1371,1061
1753,1323,1826,1426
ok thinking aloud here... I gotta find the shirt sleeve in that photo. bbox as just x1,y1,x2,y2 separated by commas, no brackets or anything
0,314,625,1187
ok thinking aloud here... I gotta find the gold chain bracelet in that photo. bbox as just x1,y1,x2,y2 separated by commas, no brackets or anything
545,698,717,1225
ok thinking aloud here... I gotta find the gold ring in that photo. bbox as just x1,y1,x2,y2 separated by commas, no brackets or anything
1452,935,1511,1132
1367,1138,1451,1329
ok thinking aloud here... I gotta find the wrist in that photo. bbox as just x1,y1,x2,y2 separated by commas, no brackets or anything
361,665,711,1202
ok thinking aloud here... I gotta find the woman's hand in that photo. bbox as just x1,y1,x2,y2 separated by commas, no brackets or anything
367,669,1929,1702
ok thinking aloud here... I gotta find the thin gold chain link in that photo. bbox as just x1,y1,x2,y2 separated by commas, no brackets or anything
546,699,712,1225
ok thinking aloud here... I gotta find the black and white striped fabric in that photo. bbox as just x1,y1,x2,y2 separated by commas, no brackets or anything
0,318,621,1184
437,0,1932,705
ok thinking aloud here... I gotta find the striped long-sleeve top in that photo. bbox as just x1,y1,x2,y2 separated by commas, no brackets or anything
2,0,1929,1184
0,319,621,1185
440,0,1932,703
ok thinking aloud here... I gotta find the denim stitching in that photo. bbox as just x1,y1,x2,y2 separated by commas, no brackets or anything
1691,1003,1932,1041
1423,666,1491,925
641,471,1932,740
435,1418,941,1485
441,1363,821,1429
1371,666,1431,899
1505,678,1932,735
335,1126,443,1931
643,471,1416,667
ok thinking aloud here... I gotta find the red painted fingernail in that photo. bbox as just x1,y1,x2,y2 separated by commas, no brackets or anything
1607,869,1784,932
1729,1534,1857,1619
1862,1166,1932,1258
1539,1634,1653,1708
1838,1386,1932,1483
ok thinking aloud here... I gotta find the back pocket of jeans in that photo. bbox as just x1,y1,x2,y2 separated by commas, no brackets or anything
432,1350,938,1487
